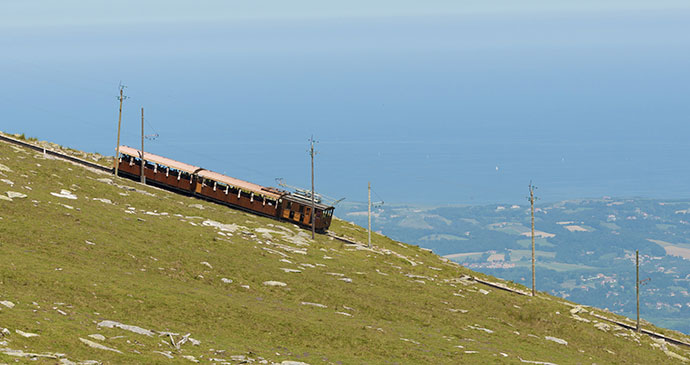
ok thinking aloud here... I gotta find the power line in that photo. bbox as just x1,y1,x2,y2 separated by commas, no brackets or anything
308,135,318,239
114,83,128,176
527,181,538,297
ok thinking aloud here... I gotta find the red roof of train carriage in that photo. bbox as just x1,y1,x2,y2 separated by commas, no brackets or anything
118,146,282,200
119,145,200,174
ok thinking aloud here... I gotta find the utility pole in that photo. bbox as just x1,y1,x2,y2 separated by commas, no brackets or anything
636,249,640,333
528,182,537,297
368,181,372,248
114,83,126,177
309,136,317,239
140,107,145,184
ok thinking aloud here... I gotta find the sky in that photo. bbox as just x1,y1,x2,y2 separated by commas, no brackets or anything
2,1,690,205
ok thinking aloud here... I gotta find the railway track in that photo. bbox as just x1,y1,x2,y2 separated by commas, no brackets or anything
0,134,112,173
328,232,690,348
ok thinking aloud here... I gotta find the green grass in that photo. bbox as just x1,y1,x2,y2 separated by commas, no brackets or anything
1,136,689,364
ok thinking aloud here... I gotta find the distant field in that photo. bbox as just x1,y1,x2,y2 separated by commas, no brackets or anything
419,233,468,242
516,237,555,248
512,261,597,272
509,249,556,261
648,239,690,260
442,251,485,262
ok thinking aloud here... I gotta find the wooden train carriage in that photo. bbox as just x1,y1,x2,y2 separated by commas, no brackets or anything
280,194,334,232
195,169,281,217
116,146,200,195
116,146,335,231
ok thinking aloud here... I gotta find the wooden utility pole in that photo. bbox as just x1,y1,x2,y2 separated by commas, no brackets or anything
368,181,372,248
529,183,537,296
114,84,126,176
309,136,317,239
636,249,640,333
140,107,145,184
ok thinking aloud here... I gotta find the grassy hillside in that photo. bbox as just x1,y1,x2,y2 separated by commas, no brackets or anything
1,135,689,364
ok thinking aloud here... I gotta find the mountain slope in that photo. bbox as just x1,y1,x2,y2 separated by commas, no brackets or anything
0,135,689,364
336,199,690,335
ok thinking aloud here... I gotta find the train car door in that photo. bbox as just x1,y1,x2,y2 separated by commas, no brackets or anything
303,206,312,225
193,178,203,194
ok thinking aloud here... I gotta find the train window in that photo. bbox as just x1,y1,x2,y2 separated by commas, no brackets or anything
299,205,304,213
289,210,295,219
286,201,292,210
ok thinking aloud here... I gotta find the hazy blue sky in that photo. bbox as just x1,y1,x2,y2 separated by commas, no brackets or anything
2,1,690,204
4,1,690,26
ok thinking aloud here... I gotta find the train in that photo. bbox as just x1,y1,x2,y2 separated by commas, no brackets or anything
115,146,335,232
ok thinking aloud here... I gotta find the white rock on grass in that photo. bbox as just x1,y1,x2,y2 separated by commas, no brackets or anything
0,300,15,308
0,348,64,359
0,164,11,172
300,302,327,308
63,359,100,365
0,195,11,201
545,336,568,345
79,338,122,353
87,334,106,341
202,219,241,233
97,320,155,336
281,361,310,365
518,358,558,365
468,325,494,334
280,268,302,273
339,278,353,283
51,189,77,200
200,261,213,269
570,305,587,315
263,281,287,287
400,338,421,345
92,198,112,204
182,355,200,362
336,312,352,317
15,329,39,338
221,278,233,284
594,322,611,332
6,191,26,199
153,351,174,359
665,349,689,362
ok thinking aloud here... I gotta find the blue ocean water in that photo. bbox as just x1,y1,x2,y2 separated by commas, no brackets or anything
2,13,690,205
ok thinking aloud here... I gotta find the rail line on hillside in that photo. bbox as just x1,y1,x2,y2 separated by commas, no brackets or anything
589,313,690,348
0,134,112,173
329,231,690,348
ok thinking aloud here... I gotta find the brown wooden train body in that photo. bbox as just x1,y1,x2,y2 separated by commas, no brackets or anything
116,146,334,232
